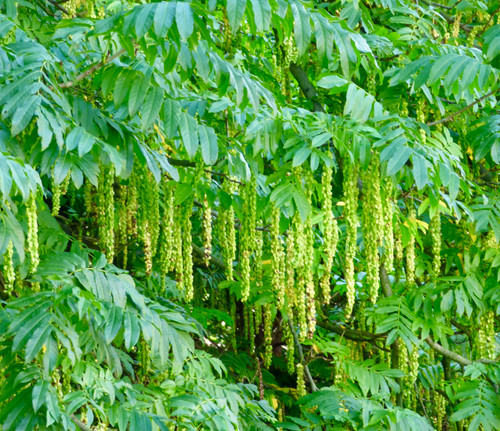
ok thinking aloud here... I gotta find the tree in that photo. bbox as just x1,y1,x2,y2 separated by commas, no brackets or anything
0,0,499,429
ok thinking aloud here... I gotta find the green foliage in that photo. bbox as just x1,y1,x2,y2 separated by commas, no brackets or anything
0,0,499,430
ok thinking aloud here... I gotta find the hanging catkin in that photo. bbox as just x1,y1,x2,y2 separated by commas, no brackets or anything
381,179,395,273
51,171,71,216
202,173,212,267
271,204,285,308
27,193,40,274
344,160,359,318
97,166,115,263
2,241,15,295
406,203,416,287
429,212,441,282
362,155,383,304
240,176,257,302
320,164,339,303
159,181,175,282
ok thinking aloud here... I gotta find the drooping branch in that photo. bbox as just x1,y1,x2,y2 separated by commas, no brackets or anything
427,88,499,126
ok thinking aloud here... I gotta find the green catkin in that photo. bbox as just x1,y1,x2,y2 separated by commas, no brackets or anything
117,184,128,269
97,166,115,263
159,182,175,285
344,161,359,318
173,207,185,293
430,212,441,282
293,212,307,340
84,180,94,217
230,295,237,351
304,215,316,338
477,312,496,360
416,96,428,143
248,304,255,354
394,222,404,281
27,193,40,275
240,177,257,302
180,199,194,302
320,164,339,303
435,391,446,430
2,241,15,295
382,179,395,273
263,303,273,368
362,155,383,304
271,205,286,309
51,171,71,216
406,204,416,287
219,181,237,281
202,174,212,267
296,363,306,397
284,229,297,374
407,345,419,409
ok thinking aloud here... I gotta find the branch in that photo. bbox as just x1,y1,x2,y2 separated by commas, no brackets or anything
425,337,495,366
286,317,318,392
48,0,69,14
427,88,499,126
71,416,92,431
59,48,128,89
289,63,325,113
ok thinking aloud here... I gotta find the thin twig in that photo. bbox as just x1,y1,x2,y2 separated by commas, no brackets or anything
427,88,498,126
286,317,318,392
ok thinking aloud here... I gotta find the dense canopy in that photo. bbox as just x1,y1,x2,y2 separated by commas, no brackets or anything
0,0,499,430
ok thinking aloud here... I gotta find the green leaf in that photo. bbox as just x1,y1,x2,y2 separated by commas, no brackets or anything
293,146,311,167
412,154,427,190
226,0,247,34
179,113,199,158
199,125,218,165
25,321,53,362
291,0,312,56
128,71,151,118
386,146,412,175
176,2,194,41
154,2,176,37
293,187,311,221
249,0,272,32
32,380,50,413
11,95,40,136
141,86,164,130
